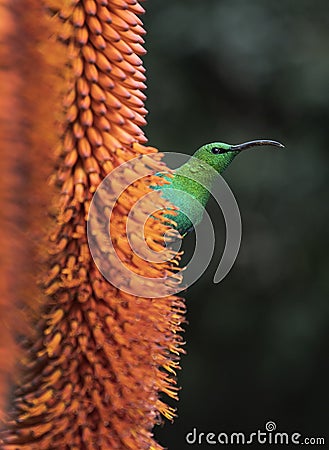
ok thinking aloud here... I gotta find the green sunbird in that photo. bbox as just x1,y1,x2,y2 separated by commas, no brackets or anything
153,139,284,235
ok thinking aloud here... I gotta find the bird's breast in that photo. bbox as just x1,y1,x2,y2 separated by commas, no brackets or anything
152,175,210,235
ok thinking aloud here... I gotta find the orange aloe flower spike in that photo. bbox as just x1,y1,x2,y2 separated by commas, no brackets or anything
0,1,185,449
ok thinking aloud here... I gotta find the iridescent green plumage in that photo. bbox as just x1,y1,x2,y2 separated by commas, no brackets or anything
153,140,284,235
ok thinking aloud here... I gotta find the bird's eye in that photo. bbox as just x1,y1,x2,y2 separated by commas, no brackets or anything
211,147,221,154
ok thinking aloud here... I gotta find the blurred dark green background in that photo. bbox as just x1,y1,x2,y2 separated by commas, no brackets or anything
143,1,329,448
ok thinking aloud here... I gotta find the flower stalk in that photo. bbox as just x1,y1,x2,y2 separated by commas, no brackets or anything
0,1,185,448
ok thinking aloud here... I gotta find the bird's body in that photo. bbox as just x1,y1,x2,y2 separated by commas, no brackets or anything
153,160,215,234
152,140,284,235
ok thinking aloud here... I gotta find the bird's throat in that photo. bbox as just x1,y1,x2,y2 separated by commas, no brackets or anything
174,159,217,207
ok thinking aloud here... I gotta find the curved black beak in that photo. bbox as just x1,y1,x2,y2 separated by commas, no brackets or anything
231,139,285,152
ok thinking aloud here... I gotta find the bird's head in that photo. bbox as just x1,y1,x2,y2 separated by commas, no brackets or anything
194,140,284,174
